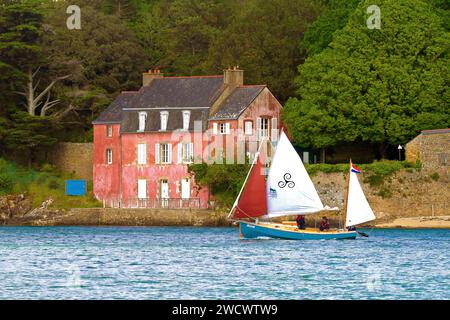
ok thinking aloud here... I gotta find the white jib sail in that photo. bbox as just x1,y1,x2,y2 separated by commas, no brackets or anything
265,132,324,218
345,171,376,227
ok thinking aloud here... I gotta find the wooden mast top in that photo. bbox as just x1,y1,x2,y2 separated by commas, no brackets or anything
343,159,352,229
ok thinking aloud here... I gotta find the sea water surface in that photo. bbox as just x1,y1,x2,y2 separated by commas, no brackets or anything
0,227,449,300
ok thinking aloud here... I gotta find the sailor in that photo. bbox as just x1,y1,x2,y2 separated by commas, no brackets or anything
296,215,306,230
319,216,330,231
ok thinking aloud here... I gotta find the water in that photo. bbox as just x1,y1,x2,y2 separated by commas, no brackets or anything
0,227,448,300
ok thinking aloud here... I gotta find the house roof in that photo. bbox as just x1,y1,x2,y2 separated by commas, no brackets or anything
127,76,225,110
121,109,209,133
93,74,270,132
209,85,266,120
92,92,137,124
421,128,450,135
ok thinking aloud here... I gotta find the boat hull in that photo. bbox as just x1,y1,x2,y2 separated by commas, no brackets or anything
240,222,357,240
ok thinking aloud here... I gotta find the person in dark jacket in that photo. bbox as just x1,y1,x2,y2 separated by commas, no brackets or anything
296,215,306,230
319,216,330,231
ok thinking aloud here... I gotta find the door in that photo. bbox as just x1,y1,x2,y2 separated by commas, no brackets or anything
138,179,147,208
181,178,190,199
138,179,147,199
160,179,169,208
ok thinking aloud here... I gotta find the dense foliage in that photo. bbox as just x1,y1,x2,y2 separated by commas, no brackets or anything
0,0,448,169
284,0,450,157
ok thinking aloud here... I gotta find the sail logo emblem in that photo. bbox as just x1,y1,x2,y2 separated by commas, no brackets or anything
278,173,295,189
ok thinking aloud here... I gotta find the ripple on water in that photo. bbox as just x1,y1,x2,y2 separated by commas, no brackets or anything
0,227,449,300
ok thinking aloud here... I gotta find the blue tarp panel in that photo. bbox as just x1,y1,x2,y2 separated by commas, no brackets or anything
65,180,86,196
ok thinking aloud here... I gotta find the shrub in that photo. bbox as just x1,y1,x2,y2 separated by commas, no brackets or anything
47,178,61,190
377,187,393,199
430,172,440,181
0,174,14,195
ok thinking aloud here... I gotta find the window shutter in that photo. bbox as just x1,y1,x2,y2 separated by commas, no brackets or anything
213,122,218,135
271,118,278,142
256,117,262,140
189,142,194,161
177,143,182,164
168,143,172,163
225,123,231,135
155,143,160,164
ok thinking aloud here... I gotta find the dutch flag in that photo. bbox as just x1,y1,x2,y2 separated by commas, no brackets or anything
351,164,362,174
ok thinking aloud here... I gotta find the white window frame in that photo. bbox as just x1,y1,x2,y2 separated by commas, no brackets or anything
137,143,147,165
258,117,269,139
159,143,172,164
220,123,230,135
106,148,113,165
244,121,253,136
178,142,194,164
160,111,169,131
138,112,147,132
107,125,113,137
212,122,218,135
182,110,191,131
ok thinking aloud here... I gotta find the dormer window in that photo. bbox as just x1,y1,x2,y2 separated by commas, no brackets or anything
160,111,169,131
182,110,191,131
138,112,147,132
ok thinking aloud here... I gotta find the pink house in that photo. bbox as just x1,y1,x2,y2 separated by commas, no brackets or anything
92,67,283,208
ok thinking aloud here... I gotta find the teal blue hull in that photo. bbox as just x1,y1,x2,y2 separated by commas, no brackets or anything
240,222,357,240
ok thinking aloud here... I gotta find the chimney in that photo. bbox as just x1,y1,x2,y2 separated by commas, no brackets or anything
209,66,244,117
142,68,164,86
223,66,244,89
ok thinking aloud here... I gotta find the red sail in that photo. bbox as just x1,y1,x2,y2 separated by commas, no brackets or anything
233,154,267,219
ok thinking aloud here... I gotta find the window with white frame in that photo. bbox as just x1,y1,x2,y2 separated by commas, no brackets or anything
178,142,194,163
220,123,230,135
160,111,169,131
137,143,147,165
138,112,147,132
155,143,172,164
244,121,253,135
182,110,191,131
107,125,113,137
106,149,113,164
257,117,269,138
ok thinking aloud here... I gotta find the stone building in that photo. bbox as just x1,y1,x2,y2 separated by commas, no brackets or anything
405,128,450,169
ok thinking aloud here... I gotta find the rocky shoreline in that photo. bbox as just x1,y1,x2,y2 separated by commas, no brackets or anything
1,194,449,229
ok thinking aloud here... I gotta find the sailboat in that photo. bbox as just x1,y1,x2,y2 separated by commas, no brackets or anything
228,132,376,240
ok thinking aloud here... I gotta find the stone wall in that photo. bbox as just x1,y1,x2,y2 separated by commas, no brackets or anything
406,132,450,169
48,143,93,180
10,208,231,227
312,167,449,223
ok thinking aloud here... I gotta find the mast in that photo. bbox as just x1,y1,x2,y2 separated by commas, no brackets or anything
343,158,352,229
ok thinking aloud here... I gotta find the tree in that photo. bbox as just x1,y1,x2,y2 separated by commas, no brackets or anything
206,0,324,102
0,1,44,115
301,0,361,56
3,112,59,166
283,0,450,157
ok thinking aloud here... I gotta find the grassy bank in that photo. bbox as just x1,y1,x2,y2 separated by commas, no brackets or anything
0,158,101,209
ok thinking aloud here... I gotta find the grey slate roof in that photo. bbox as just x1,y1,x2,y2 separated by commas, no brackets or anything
209,85,266,120
128,76,224,109
121,109,209,133
92,92,137,124
93,75,267,132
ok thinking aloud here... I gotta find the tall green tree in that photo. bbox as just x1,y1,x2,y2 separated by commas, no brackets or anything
301,0,361,57
206,0,324,102
0,0,44,115
283,0,450,157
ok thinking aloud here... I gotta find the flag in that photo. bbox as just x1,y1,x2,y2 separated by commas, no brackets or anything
351,164,361,174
